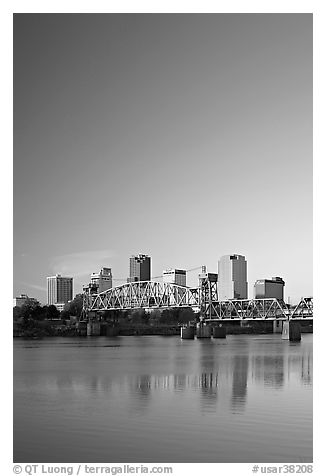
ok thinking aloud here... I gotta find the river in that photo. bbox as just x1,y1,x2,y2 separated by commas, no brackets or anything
13,334,312,463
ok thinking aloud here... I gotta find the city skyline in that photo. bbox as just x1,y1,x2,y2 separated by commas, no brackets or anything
20,250,302,305
13,14,312,303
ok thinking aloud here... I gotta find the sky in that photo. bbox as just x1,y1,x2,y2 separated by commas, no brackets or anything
13,13,312,304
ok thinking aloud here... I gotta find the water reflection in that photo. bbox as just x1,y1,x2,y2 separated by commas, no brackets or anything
37,350,312,400
263,355,284,389
301,353,312,385
231,355,249,412
173,373,187,390
14,335,313,463
135,374,151,396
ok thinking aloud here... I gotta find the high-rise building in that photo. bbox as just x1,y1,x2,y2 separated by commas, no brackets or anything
90,267,112,293
254,277,285,300
47,274,73,310
163,268,186,286
129,254,151,282
218,254,248,300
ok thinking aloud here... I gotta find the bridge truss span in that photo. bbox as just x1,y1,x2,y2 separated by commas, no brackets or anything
82,281,313,320
84,281,200,312
204,298,290,320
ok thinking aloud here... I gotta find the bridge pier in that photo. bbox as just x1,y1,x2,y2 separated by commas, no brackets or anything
181,326,195,339
273,320,283,333
282,321,301,341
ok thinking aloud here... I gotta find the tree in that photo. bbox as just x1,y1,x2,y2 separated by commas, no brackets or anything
129,309,150,324
148,309,161,324
20,304,33,320
46,305,60,320
64,294,83,317
13,306,23,321
178,308,195,324
31,305,47,321
60,310,71,321
159,309,176,324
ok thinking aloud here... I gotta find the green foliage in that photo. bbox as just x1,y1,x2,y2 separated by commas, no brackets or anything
13,306,23,320
129,309,150,324
14,303,58,322
46,305,60,320
64,294,83,317
148,309,161,323
155,307,195,324
178,308,195,323
31,305,46,321
158,309,175,324
60,310,71,321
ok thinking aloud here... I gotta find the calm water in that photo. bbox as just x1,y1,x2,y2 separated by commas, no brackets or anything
13,334,313,463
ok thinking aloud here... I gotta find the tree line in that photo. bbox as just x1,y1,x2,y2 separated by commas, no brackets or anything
13,293,197,327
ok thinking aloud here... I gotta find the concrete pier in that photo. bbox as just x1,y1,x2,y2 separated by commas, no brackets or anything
282,321,301,341
212,325,226,338
196,324,212,338
181,326,195,339
273,320,283,333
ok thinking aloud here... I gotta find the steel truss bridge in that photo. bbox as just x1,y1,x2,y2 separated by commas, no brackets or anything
82,280,313,320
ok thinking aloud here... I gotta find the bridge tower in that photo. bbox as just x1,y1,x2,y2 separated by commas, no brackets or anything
198,266,218,319
81,282,98,321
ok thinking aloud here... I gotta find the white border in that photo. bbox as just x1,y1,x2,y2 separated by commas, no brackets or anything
3,2,324,474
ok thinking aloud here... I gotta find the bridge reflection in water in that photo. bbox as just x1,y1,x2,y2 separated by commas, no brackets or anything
14,335,313,462
40,338,312,413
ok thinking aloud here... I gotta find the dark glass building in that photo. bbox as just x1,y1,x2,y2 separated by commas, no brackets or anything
128,254,151,282
254,277,285,300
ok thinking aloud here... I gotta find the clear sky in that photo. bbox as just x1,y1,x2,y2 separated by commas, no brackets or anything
13,13,312,304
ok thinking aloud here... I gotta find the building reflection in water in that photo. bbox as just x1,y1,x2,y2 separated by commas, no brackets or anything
263,355,284,389
231,355,249,413
301,353,312,385
127,374,152,412
250,344,312,389
48,338,312,416
196,341,220,411
173,373,184,390
129,372,219,393
135,374,152,396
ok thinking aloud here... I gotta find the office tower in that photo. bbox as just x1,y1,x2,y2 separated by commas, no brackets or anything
254,277,285,300
129,254,151,282
90,267,112,293
47,274,73,310
163,268,187,286
218,254,248,300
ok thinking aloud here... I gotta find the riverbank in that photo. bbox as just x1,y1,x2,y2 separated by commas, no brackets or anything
13,319,313,338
